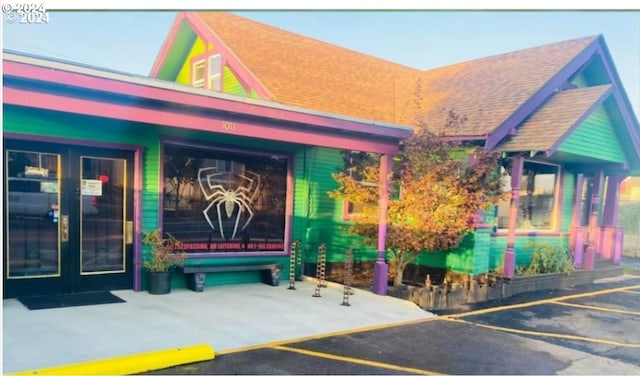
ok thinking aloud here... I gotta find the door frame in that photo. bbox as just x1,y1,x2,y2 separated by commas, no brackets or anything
3,133,144,296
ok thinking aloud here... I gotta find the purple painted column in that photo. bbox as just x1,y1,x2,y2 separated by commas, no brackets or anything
602,175,622,226
570,174,585,268
504,156,524,279
613,226,624,264
601,175,624,262
372,153,392,295
573,227,585,268
584,170,604,270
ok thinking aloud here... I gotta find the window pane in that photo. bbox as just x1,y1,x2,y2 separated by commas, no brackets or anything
6,150,60,278
162,144,287,253
496,162,558,230
81,157,126,273
192,60,205,87
208,55,222,91
209,55,221,76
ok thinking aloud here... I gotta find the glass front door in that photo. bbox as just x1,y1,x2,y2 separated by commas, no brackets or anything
3,140,134,298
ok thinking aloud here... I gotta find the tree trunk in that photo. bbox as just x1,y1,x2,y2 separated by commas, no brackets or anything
393,264,405,287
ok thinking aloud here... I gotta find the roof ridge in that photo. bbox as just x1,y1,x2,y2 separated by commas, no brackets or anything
196,11,422,73
422,35,600,74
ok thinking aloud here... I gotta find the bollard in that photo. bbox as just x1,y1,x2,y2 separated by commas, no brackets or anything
341,248,353,306
295,240,303,281
288,240,301,290
318,243,327,288
312,244,326,297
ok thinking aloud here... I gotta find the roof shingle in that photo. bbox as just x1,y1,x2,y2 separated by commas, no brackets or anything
498,84,612,152
194,12,599,138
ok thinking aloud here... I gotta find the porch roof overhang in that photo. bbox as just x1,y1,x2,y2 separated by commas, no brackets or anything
496,84,637,173
2,51,413,155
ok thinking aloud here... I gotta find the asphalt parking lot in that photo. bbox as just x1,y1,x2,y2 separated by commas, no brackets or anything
146,276,640,375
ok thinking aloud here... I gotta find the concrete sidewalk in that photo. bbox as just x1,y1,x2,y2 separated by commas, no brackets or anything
2,279,432,374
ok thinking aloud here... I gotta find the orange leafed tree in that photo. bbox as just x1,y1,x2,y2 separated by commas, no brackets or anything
330,125,506,287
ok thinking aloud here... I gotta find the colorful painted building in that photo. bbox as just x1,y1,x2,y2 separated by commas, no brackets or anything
4,12,639,298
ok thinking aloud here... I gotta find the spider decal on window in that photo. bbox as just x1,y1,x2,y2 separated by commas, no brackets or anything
198,168,261,240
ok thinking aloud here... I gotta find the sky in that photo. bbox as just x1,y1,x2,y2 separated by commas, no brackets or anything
2,9,640,117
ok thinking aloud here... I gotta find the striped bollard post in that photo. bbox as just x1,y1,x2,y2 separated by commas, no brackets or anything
318,243,327,288
288,240,300,290
294,240,302,281
341,248,353,306
312,244,326,297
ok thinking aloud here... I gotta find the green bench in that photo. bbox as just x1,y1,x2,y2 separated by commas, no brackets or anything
178,263,282,292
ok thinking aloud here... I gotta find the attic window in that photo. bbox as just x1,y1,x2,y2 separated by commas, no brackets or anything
208,54,222,91
192,60,205,88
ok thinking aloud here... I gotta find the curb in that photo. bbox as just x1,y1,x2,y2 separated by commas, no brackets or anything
8,343,215,375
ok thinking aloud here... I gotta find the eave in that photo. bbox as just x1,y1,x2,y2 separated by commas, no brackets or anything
3,52,413,155
485,37,601,151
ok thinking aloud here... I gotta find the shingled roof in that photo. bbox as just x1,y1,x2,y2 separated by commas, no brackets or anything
194,13,600,137
195,12,423,124
498,84,612,152
151,12,639,170
415,36,600,138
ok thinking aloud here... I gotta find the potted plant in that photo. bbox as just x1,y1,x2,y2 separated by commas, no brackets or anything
142,228,187,294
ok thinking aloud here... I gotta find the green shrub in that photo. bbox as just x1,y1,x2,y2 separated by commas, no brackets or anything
518,242,573,275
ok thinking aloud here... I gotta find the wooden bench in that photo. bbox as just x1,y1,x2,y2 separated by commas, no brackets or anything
178,263,282,292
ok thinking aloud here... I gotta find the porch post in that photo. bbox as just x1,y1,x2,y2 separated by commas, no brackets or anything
584,170,604,269
373,153,392,295
601,175,624,263
570,174,585,268
602,175,622,226
504,156,524,279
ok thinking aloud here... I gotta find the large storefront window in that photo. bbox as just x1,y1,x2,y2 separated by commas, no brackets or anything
162,143,287,253
496,161,559,230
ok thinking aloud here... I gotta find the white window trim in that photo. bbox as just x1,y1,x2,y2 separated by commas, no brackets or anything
207,54,222,91
192,59,206,88
496,160,562,233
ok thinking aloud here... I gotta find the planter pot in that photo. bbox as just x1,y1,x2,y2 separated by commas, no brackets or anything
147,271,172,295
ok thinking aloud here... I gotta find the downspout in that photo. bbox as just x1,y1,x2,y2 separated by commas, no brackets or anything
373,153,392,295
504,156,524,278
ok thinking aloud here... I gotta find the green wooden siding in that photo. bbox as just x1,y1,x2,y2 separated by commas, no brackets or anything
3,107,305,288
571,72,589,88
222,66,247,96
297,147,375,263
175,37,207,86
557,105,627,164
561,170,576,233
4,107,371,287
489,235,569,270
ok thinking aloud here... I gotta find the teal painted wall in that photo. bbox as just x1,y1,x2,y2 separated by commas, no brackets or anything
295,147,377,265
561,170,576,232
4,107,377,287
3,106,592,285
489,235,570,270
558,105,627,164
571,72,589,88
3,107,302,288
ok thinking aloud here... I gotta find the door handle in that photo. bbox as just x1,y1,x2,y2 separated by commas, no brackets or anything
125,221,133,244
61,215,69,242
